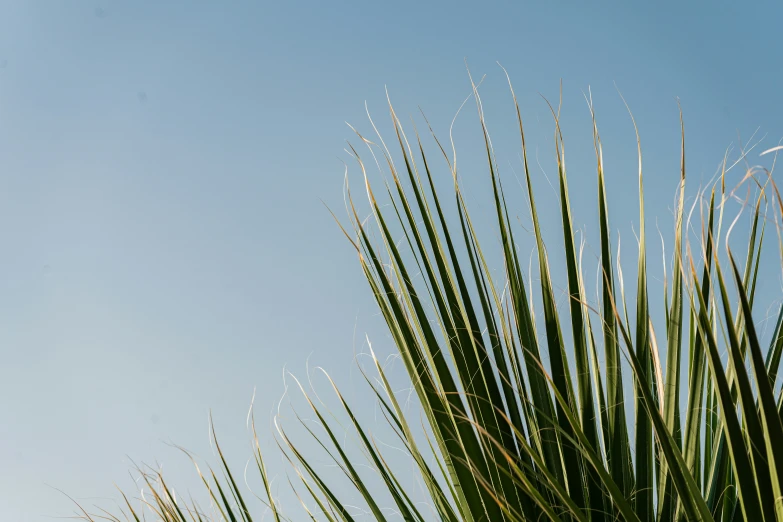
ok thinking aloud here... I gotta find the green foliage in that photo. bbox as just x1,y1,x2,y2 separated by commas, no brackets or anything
83,75,783,521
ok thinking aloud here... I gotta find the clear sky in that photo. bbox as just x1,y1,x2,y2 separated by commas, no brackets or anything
1,1,782,520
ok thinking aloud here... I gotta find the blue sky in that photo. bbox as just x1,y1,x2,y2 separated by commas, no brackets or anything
1,1,782,520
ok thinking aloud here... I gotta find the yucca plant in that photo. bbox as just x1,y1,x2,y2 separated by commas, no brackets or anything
80,72,783,522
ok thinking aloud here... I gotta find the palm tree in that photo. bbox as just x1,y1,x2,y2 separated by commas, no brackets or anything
86,71,783,522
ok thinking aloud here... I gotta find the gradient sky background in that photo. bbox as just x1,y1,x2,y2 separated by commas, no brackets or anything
1,1,782,520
